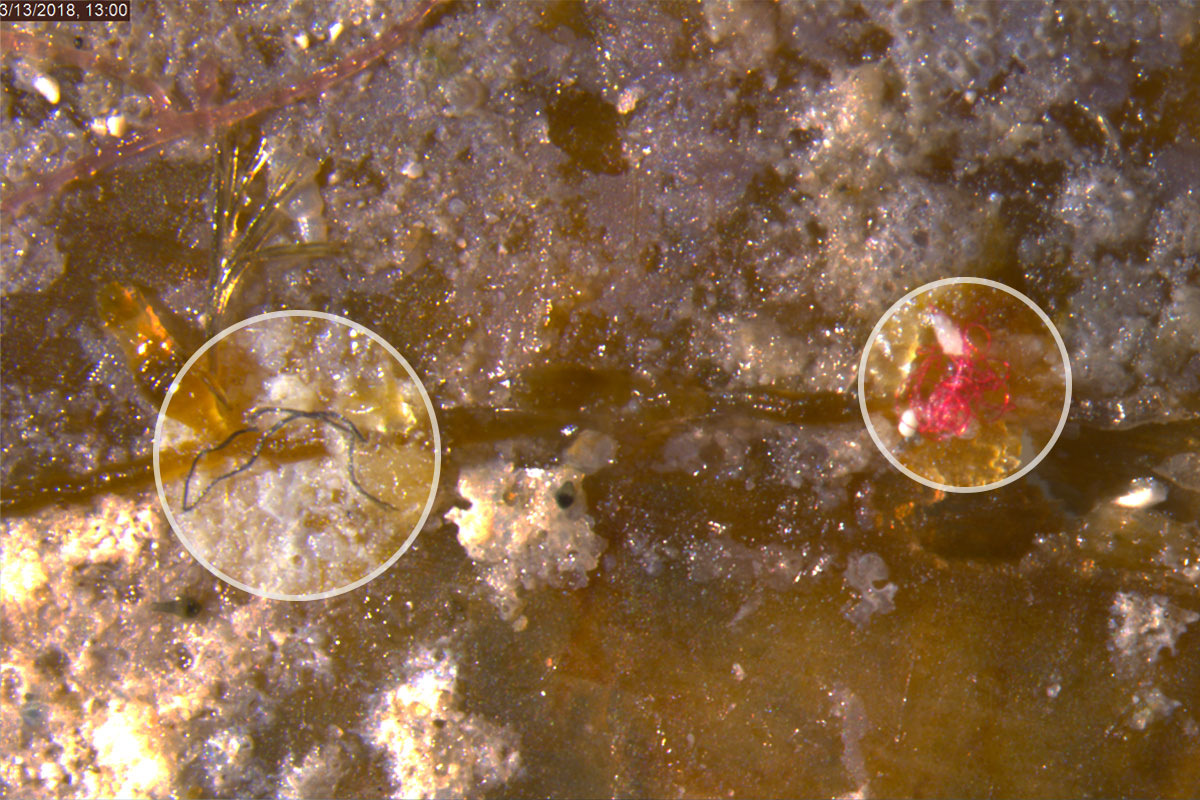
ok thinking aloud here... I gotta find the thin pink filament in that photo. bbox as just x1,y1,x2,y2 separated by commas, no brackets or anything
897,315,1012,440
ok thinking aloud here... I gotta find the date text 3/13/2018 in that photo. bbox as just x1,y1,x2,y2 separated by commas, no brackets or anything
0,2,129,21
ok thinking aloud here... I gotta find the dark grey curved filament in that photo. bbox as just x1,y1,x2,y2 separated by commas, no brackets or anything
181,406,396,512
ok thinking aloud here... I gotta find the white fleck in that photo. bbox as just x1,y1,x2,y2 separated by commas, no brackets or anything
401,159,424,179
33,74,60,105
1113,477,1167,509
898,407,919,438
329,20,344,43
928,307,964,356
731,662,745,681
616,85,643,115
105,114,127,138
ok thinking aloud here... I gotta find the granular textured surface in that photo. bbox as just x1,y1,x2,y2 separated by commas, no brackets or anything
3,2,1199,797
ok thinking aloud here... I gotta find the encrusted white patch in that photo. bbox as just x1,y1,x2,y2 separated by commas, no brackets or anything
1108,591,1198,672
368,648,520,798
843,552,897,627
447,459,605,625
830,687,870,797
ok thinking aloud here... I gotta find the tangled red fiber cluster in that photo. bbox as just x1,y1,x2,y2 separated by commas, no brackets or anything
896,312,1013,440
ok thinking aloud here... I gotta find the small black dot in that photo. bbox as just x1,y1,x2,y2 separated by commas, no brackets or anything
555,481,576,509
179,597,202,618
151,596,203,619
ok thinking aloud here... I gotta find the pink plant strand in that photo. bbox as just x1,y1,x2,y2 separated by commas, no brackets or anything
896,313,1013,441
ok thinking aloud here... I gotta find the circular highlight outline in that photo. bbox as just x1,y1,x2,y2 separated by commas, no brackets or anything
858,277,1072,493
153,310,442,601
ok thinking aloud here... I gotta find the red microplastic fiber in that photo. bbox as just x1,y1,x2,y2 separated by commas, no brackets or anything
896,312,1012,440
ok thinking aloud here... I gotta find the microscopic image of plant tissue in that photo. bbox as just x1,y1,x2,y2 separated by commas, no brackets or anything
2,2,1198,797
